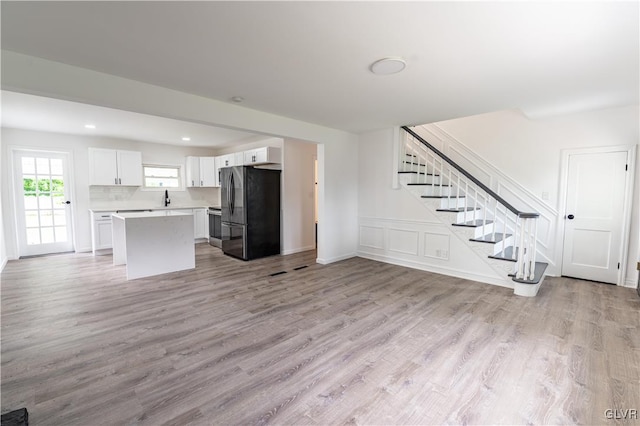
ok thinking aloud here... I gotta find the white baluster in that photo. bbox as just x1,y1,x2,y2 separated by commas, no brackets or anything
516,216,527,279
463,179,469,217
482,194,488,235
512,216,519,260
473,184,478,223
501,208,508,252
492,199,498,241
529,218,538,280
447,168,452,202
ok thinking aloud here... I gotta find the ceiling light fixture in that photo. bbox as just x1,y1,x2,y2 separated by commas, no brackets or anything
181,137,191,142
84,124,96,129
370,57,406,75
230,96,244,103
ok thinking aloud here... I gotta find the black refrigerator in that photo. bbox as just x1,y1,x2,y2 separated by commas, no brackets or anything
220,166,281,260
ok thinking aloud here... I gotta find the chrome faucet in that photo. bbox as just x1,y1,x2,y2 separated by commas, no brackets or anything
164,189,171,207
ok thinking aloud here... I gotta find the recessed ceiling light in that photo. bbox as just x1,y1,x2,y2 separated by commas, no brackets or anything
370,57,406,75
182,137,191,141
84,124,96,129
230,96,244,103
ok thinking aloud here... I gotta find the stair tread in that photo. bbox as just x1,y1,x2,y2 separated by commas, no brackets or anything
436,207,480,212
398,171,439,176
452,220,494,227
470,233,512,244
407,183,451,186
510,262,548,284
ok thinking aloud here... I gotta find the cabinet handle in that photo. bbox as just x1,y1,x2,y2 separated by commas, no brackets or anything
119,178,121,185
201,180,203,186
115,177,118,185
192,180,194,186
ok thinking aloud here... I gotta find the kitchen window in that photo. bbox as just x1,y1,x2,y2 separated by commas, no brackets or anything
142,165,182,190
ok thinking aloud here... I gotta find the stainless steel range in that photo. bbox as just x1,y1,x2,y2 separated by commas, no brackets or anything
208,207,222,248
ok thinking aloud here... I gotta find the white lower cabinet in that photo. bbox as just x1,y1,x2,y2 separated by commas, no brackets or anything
91,208,209,255
91,211,115,254
193,208,208,239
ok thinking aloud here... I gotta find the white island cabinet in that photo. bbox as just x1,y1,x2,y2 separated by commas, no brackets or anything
111,211,195,280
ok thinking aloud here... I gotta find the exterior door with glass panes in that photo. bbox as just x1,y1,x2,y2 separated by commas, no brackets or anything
13,150,74,256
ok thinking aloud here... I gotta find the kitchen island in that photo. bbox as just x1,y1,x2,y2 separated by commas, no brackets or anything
112,211,195,280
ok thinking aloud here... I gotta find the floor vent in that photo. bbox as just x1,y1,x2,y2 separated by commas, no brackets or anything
269,271,287,277
293,265,308,271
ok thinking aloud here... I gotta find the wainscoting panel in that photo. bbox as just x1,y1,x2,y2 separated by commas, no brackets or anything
388,228,420,256
357,217,506,287
424,232,450,260
359,225,385,250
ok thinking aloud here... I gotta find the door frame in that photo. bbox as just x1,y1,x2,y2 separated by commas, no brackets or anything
556,145,636,286
10,146,77,257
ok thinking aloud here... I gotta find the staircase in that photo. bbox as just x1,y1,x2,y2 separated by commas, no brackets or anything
399,126,547,297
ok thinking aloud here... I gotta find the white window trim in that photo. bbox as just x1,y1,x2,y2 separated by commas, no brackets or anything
140,163,185,192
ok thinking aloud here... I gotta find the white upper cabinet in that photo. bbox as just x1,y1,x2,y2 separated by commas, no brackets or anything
214,154,235,187
217,154,234,169
186,156,216,187
244,146,281,166
88,148,142,186
234,152,244,166
200,157,216,187
185,156,200,187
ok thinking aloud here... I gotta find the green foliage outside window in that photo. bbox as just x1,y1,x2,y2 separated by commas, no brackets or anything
23,178,64,195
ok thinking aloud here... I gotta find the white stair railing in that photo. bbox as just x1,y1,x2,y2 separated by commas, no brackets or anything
400,126,540,281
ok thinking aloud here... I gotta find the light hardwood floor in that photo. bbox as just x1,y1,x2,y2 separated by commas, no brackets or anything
2,244,639,425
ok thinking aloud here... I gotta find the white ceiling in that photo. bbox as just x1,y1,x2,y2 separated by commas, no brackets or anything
1,1,638,138
1,91,259,147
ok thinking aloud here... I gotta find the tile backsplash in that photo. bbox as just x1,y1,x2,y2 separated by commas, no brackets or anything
89,186,220,210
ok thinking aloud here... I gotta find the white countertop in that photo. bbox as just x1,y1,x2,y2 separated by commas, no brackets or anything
90,205,217,213
112,210,193,220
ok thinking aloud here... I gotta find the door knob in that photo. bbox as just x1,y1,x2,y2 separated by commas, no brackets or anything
567,214,575,220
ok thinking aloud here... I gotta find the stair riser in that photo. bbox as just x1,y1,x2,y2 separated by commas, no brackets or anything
438,198,467,209
470,223,495,238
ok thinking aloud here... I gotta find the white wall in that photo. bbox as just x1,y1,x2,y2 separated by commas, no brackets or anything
282,139,316,255
1,127,220,257
2,52,360,263
430,106,639,287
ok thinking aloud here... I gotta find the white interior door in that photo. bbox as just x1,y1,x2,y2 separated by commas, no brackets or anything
561,150,628,284
13,150,74,256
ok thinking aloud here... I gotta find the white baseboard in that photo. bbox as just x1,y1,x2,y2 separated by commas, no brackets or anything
1,256,7,272
316,252,357,265
282,245,316,256
357,251,514,289
623,278,638,289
